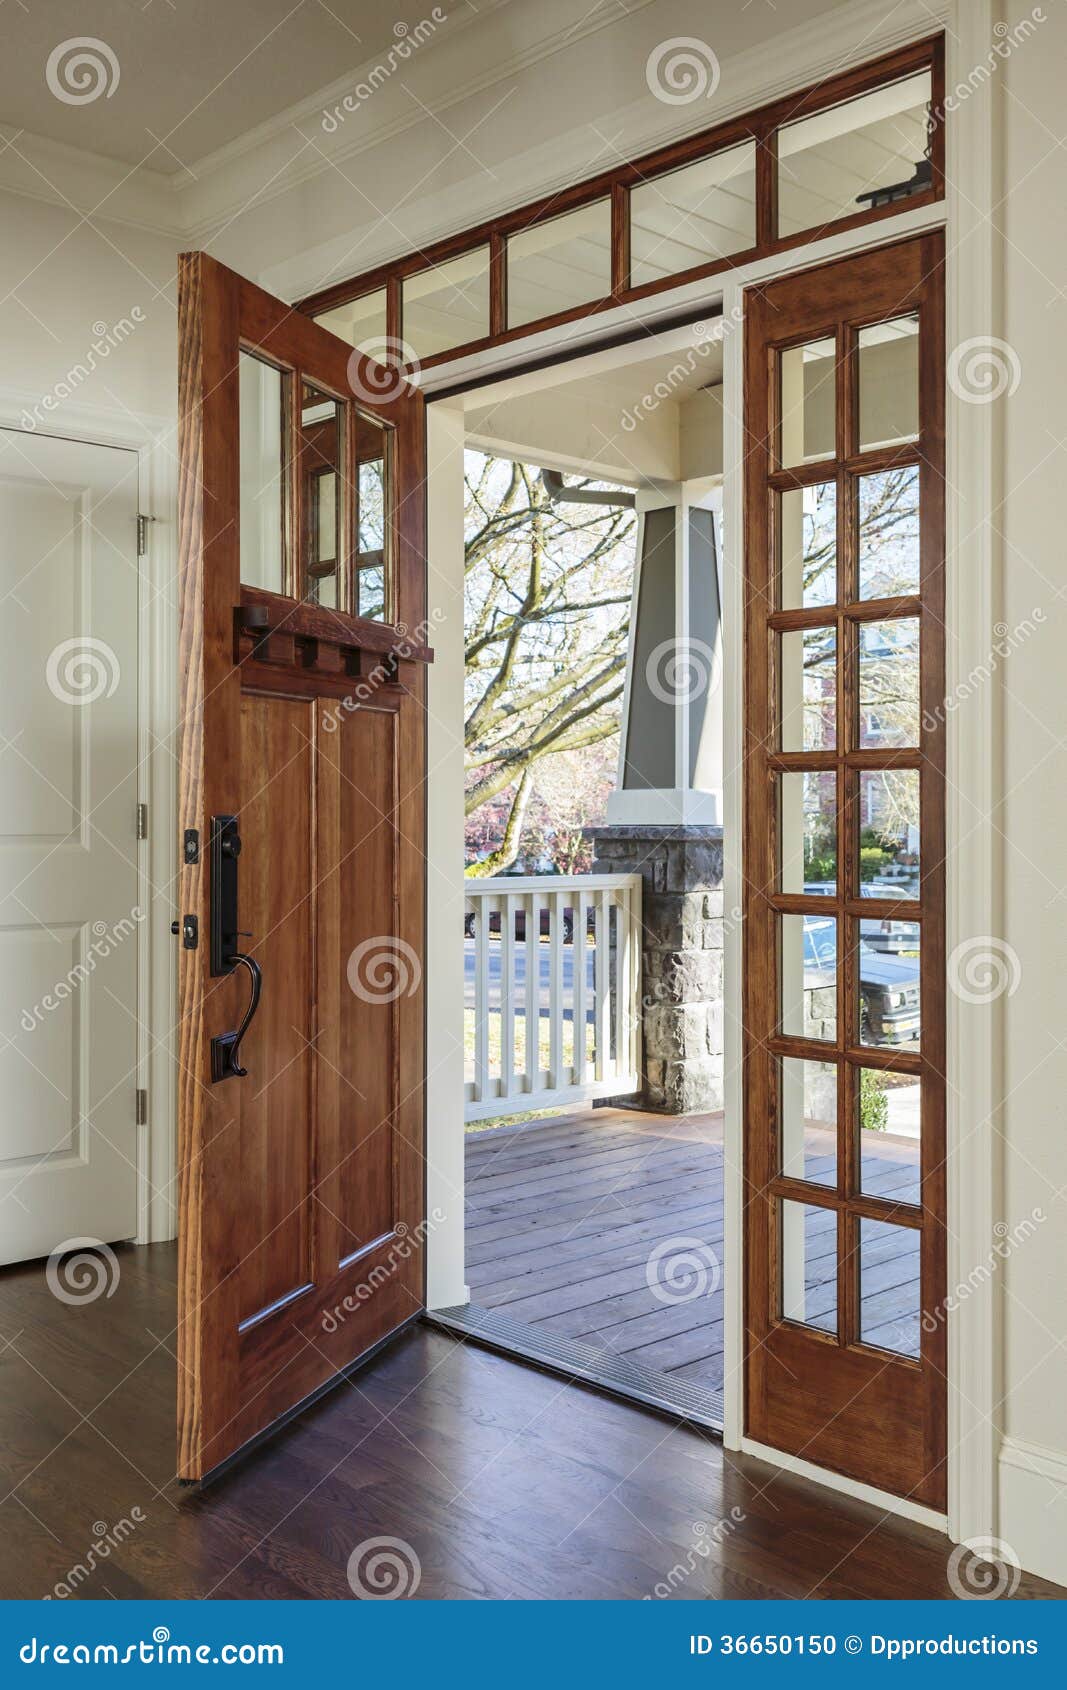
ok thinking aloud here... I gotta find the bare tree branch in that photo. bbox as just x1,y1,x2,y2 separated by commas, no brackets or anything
463,452,635,868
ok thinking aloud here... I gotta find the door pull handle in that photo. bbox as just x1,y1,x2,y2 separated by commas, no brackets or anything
212,951,262,1082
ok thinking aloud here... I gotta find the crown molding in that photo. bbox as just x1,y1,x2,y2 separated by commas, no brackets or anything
176,0,516,184
177,0,660,244
0,0,655,242
0,383,173,444
0,123,181,237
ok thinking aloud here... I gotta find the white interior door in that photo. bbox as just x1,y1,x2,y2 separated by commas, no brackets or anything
0,428,140,1265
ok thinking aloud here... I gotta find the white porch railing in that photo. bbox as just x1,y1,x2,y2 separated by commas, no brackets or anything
463,873,643,1123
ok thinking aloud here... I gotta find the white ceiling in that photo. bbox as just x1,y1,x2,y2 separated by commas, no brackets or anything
1,0,467,173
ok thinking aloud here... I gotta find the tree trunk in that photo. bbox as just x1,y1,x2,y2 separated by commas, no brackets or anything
465,768,535,877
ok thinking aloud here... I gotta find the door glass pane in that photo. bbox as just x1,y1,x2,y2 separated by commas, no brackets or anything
779,337,835,468
780,1058,837,1186
858,769,919,899
355,413,389,621
777,770,836,894
858,926,920,1051
859,1217,921,1356
779,480,836,610
858,464,920,598
780,1199,837,1334
313,289,388,356
858,316,919,450
859,1070,921,1207
777,71,932,238
629,141,756,287
507,201,611,328
301,382,342,608
781,913,836,1042
779,625,836,751
403,247,490,359
239,352,287,592
858,617,920,747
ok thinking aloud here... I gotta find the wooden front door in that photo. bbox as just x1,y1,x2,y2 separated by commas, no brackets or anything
175,254,429,1480
743,233,947,1508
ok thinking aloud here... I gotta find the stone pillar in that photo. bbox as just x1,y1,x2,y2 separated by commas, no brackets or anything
591,823,724,1114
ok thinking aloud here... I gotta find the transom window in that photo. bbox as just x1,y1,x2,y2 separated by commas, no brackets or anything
301,38,943,368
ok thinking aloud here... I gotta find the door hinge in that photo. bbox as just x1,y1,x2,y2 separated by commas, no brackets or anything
136,801,149,840
137,513,155,556
135,1087,148,1126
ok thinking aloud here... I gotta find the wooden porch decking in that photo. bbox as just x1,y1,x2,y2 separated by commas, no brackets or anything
464,1106,923,1398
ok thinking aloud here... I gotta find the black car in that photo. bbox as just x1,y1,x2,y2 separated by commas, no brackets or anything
804,914,920,1046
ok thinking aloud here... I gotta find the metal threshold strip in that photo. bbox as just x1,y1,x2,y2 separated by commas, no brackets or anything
425,1303,724,1436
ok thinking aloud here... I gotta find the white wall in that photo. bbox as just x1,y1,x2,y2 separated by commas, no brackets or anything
0,190,177,425
993,0,1067,1587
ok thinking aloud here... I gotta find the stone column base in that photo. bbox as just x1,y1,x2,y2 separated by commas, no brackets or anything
590,823,724,1115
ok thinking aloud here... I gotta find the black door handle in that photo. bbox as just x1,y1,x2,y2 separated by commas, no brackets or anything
216,959,260,1074
212,951,263,1081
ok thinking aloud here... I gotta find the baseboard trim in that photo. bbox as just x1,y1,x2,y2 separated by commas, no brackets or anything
998,1435,1067,1589
740,1437,949,1533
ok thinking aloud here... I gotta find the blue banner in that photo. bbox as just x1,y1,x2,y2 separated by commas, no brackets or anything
2,1599,1064,1682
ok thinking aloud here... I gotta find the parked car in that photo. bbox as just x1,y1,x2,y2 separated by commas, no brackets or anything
463,902,597,943
803,914,920,1046
861,877,921,953
803,879,920,956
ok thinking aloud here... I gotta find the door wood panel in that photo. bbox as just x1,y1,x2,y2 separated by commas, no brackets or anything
321,704,400,1265
236,692,315,1328
742,233,946,1509
176,252,428,1479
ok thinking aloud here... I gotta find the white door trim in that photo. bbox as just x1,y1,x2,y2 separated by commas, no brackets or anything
0,393,178,1246
942,0,1001,1549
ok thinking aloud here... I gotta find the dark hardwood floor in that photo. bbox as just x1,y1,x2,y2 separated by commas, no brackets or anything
0,1239,1061,1600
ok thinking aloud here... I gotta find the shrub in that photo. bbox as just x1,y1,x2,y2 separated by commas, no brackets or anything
804,851,836,884
860,1068,888,1133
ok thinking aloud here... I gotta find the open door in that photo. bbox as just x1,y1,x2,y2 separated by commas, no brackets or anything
175,254,429,1480
742,233,946,1509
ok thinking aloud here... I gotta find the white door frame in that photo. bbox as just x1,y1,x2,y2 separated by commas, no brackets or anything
0,393,178,1247
420,0,999,1546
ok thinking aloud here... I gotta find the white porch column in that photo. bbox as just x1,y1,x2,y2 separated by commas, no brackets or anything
607,478,722,828
593,477,725,1116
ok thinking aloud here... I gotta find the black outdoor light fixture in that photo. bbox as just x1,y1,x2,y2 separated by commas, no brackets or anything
855,104,934,210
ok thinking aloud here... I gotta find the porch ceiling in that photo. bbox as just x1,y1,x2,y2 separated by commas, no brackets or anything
463,328,725,485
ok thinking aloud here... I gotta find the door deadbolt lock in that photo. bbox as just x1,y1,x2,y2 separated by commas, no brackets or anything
170,914,198,949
